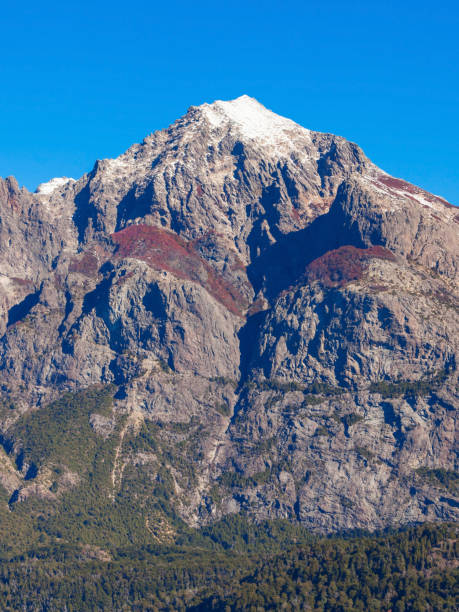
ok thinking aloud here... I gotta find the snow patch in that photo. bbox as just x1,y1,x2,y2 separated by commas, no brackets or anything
35,177,75,195
199,95,311,147
91,97,316,189
106,157,136,172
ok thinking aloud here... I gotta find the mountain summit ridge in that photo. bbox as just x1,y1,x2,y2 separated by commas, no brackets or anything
0,97,457,537
193,94,313,145
32,96,454,216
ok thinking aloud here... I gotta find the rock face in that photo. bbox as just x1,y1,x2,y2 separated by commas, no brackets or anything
0,95,457,535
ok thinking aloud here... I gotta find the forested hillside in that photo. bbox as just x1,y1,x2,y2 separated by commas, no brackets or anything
0,522,456,611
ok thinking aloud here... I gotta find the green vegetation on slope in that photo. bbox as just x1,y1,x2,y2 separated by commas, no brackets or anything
416,468,459,495
369,369,449,398
0,523,456,611
11,385,116,470
0,388,457,610
0,386,203,553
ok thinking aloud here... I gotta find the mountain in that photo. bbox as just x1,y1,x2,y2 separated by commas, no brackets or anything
0,95,457,546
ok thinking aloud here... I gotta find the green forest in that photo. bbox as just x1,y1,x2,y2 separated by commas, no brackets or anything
0,521,456,611
0,387,457,610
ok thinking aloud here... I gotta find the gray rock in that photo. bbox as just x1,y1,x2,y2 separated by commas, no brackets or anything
0,95,457,533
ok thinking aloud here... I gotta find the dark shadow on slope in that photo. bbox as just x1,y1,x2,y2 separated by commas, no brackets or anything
142,284,167,319
14,449,25,472
235,183,376,386
24,462,38,480
439,496,459,509
246,189,366,301
258,183,283,240
7,289,41,327
231,141,247,178
81,268,115,317
381,402,404,446
73,180,97,244
245,174,290,263
115,183,156,231
8,489,19,506
0,432,14,455
237,310,269,388
57,290,74,336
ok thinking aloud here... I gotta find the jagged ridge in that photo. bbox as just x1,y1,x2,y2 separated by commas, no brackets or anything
0,96,457,540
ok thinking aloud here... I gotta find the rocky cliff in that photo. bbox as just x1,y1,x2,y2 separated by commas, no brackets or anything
0,96,457,540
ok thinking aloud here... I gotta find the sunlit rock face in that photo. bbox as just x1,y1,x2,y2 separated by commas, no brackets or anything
0,95,457,533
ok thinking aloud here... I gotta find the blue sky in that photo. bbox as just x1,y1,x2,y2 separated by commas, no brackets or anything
0,1,458,203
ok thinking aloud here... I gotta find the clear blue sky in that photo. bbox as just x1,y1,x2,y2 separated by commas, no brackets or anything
0,1,458,203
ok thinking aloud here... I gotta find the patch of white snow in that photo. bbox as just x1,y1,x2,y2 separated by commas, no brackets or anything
35,177,75,195
200,95,311,147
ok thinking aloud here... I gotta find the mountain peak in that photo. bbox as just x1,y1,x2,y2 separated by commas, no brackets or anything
35,176,75,195
0,95,457,543
196,95,310,145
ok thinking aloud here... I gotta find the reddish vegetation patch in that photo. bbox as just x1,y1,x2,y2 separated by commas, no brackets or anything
303,245,396,288
69,253,100,276
111,224,245,316
378,175,453,209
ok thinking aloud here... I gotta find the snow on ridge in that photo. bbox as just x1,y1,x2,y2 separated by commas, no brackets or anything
35,176,75,195
199,95,311,145
94,96,313,175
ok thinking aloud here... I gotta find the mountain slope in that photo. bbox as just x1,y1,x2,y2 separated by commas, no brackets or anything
0,95,457,539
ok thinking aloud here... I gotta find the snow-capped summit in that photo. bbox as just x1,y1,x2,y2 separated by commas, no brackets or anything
197,95,311,145
0,96,457,539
